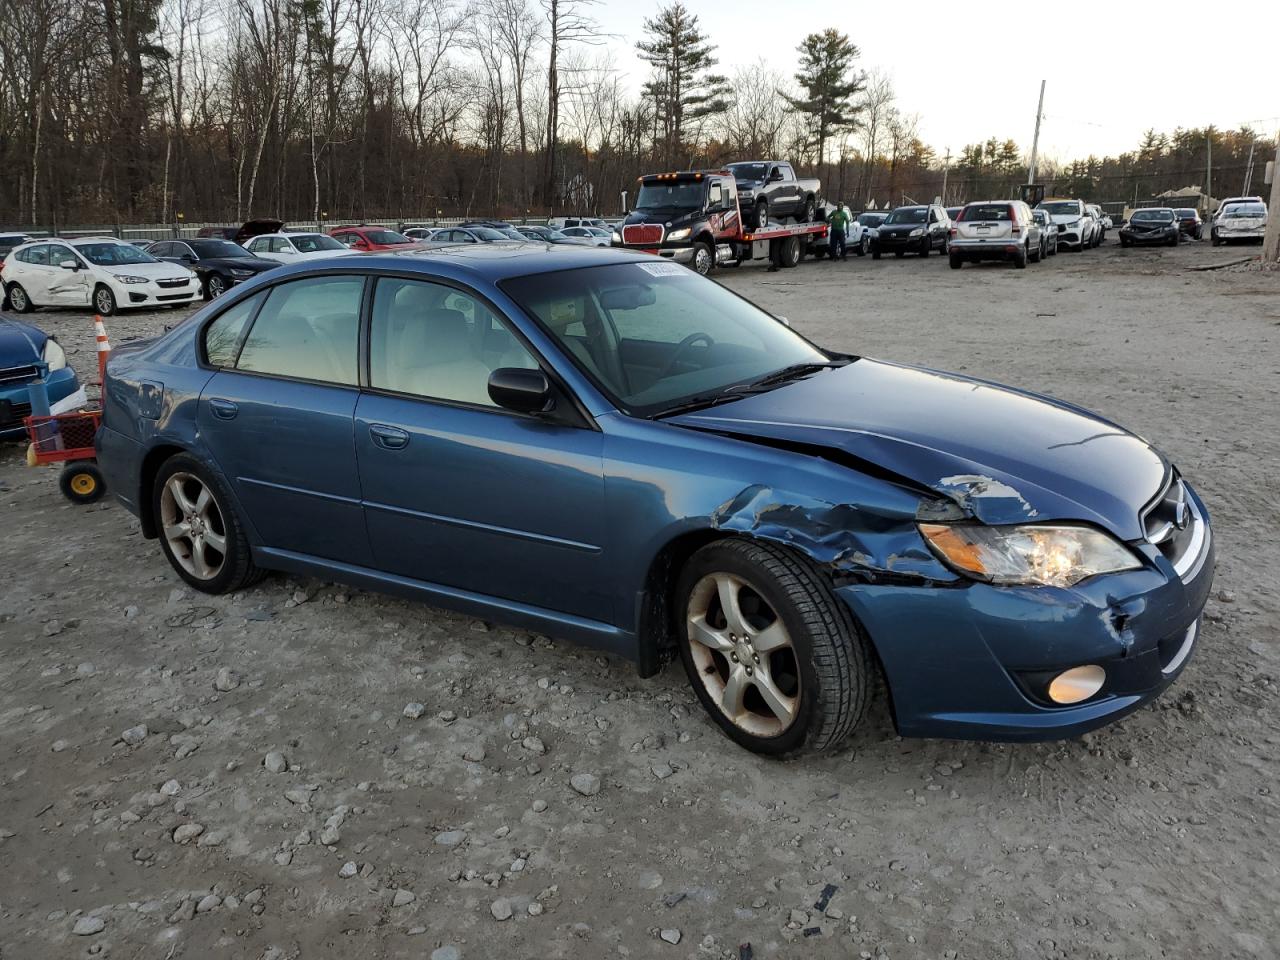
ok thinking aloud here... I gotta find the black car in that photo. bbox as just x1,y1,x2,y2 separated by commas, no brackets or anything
1119,208,1180,248
871,204,951,258
146,238,279,298
1174,208,1203,240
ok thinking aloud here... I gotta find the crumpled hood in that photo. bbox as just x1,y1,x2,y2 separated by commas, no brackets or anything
0,315,46,363
669,358,1168,540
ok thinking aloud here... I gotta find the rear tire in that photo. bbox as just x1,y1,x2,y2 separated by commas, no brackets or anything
800,197,816,223
755,200,769,229
856,236,868,256
1029,240,1042,263
949,253,962,269
778,235,801,268
872,249,881,260
152,453,264,595
676,538,872,757
1014,244,1028,269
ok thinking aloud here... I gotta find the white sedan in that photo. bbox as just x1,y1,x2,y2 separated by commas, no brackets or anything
242,232,359,264
558,226,613,247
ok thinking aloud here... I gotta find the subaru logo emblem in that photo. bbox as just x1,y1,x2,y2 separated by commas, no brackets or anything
1173,499,1190,531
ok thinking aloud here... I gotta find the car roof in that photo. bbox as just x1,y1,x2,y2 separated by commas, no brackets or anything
262,242,644,282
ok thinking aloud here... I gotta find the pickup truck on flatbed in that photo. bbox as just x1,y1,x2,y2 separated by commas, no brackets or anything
725,160,821,228
614,169,827,275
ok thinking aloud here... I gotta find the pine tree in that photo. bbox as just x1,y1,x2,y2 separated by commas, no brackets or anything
783,29,864,167
636,2,730,166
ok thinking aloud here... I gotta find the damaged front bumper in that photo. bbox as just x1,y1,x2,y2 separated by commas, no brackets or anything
836,498,1215,742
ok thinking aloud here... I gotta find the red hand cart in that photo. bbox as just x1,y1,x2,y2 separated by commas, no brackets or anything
24,409,107,504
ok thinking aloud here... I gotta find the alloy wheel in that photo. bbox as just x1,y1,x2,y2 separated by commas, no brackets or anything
208,275,226,297
95,287,115,314
160,472,228,581
9,285,28,310
685,571,801,737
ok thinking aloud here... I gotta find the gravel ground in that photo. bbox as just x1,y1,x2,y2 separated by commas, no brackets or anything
1,238,1277,960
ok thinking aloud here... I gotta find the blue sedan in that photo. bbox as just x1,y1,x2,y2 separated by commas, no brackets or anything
1,315,81,440
95,246,1213,756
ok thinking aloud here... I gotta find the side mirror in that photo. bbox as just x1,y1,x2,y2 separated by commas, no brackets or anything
776,316,790,327
181,253,196,262
488,367,554,414
59,259,79,271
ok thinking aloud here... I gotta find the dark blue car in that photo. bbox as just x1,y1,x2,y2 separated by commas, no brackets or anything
1,315,81,440
95,246,1213,756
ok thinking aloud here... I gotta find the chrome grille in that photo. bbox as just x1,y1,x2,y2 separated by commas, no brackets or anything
0,364,38,386
1143,475,1208,580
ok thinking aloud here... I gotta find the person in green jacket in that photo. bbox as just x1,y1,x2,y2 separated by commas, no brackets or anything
827,204,850,261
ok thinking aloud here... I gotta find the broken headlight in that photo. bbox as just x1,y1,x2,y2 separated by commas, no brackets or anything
918,523,1141,588
42,337,67,371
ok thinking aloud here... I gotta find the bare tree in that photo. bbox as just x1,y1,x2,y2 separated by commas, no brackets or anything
855,69,893,207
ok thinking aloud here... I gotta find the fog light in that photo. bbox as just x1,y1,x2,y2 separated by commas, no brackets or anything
1047,665,1106,704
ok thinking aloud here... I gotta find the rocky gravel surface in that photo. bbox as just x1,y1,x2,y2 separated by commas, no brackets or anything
1,240,1277,958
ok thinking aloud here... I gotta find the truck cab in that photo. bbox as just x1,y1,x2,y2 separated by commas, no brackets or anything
617,172,742,275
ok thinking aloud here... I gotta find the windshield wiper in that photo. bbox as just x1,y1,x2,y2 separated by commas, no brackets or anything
650,392,748,419
731,360,848,392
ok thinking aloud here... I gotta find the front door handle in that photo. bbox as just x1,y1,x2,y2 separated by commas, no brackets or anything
369,423,409,450
208,398,238,420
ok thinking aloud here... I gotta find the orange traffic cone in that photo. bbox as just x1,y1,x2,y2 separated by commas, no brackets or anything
93,315,112,386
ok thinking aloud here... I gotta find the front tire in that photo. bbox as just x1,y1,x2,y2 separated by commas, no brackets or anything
206,273,229,299
93,284,117,316
7,283,32,312
691,241,713,276
856,236,868,256
676,539,871,757
152,454,263,594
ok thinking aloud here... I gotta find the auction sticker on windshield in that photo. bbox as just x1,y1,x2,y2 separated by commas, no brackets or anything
638,262,689,278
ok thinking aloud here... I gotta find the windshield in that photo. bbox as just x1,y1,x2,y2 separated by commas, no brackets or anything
190,239,251,258
73,242,158,265
858,213,887,226
886,207,927,224
635,181,705,212
1039,201,1080,216
292,234,345,252
365,230,411,244
502,262,828,416
727,162,769,181
473,227,509,241
1223,203,1266,218
1132,210,1174,222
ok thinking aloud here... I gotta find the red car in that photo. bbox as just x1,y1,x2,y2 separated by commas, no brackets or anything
328,225,419,252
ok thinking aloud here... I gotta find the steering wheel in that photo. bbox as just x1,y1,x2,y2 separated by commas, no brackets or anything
659,332,715,380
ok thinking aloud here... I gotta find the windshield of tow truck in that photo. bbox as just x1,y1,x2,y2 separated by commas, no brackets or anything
636,180,706,211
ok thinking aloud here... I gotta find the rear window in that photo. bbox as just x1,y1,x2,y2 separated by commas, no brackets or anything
1223,203,1265,218
959,204,1014,222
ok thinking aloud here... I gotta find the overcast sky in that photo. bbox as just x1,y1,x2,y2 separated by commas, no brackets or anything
592,0,1280,163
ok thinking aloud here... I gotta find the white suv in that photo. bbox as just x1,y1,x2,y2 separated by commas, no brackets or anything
2,237,200,315
1036,198,1097,251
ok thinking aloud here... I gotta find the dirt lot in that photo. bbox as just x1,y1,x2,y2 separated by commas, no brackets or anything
2,239,1278,960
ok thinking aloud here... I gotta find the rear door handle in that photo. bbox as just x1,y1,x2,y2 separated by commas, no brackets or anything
369,423,409,450
208,398,238,420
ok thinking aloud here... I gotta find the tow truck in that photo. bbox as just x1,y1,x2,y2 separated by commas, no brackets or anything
614,169,828,275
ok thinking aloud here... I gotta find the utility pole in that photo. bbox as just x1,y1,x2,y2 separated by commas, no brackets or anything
940,149,951,205
1027,80,1046,185
1263,134,1280,264
1205,128,1213,216
1242,138,1257,195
